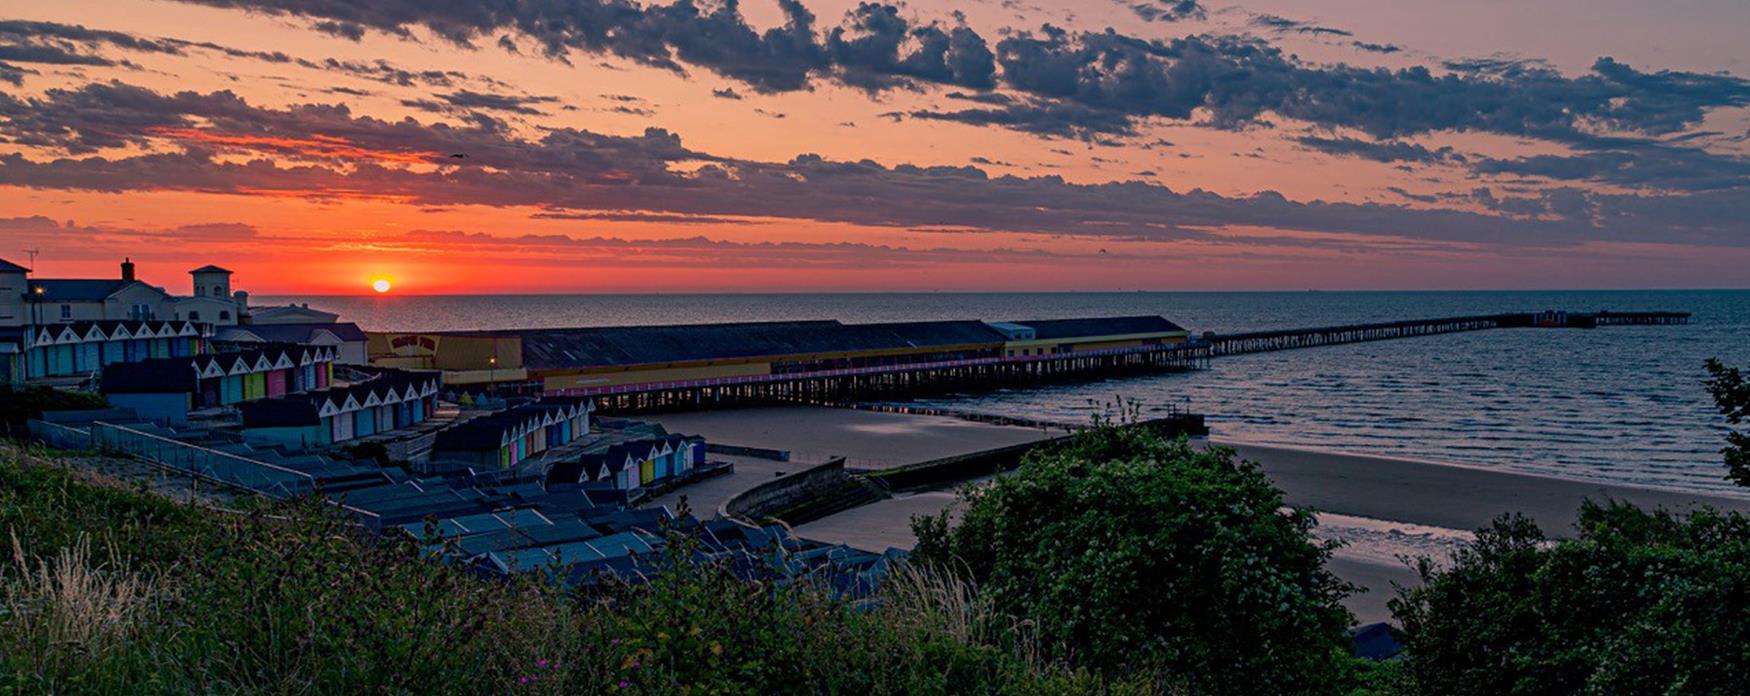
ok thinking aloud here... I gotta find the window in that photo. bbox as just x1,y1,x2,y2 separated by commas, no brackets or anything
219,310,231,321
187,311,201,321
195,285,204,296
214,285,225,297
60,304,71,320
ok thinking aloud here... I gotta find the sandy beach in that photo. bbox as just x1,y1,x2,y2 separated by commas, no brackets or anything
649,406,1750,624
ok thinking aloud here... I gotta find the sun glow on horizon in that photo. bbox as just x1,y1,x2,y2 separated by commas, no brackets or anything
371,278,392,294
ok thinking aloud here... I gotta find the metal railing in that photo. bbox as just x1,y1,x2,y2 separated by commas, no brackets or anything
89,421,318,499
25,419,95,451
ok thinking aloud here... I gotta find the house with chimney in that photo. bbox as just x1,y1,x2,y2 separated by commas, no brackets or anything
0,258,251,383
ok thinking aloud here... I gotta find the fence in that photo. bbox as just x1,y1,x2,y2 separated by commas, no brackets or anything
89,421,318,499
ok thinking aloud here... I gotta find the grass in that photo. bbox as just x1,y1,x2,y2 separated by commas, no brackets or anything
0,443,1150,694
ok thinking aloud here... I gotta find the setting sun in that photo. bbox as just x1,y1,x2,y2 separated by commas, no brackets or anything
371,278,392,294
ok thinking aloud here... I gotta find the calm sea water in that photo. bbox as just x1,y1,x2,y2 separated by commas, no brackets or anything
264,290,1750,496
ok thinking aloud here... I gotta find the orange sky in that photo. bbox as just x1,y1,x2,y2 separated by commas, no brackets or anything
1,0,1747,293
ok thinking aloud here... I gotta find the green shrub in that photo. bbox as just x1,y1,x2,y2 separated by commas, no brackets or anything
911,422,1358,694
1704,358,1750,488
0,386,107,439
1390,501,1750,695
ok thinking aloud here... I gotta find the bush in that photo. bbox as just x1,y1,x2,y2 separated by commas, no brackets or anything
0,444,1141,694
1390,501,1750,695
910,422,1358,694
0,386,107,439
1704,358,1750,487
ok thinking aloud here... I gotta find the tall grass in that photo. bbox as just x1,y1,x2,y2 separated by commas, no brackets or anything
0,443,1149,694
4,533,154,681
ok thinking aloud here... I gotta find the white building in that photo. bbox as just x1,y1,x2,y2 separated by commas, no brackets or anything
0,259,250,328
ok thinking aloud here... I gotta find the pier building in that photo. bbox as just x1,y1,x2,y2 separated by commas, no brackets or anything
366,315,1198,409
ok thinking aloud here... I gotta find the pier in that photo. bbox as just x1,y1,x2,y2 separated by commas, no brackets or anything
377,310,1689,414
1204,311,1688,357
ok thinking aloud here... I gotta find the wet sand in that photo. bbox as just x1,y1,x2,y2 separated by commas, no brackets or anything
1220,440,1750,534
651,406,1750,624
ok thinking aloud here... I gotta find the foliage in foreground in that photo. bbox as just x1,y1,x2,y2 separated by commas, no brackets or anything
1390,501,1750,695
0,444,1140,695
911,421,1359,695
0,386,106,439
1704,357,1750,488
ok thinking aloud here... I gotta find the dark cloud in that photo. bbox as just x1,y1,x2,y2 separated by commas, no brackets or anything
0,19,184,64
1386,186,1439,203
0,19,503,94
3,81,1744,250
827,3,995,90
906,98,1139,140
1125,1,1206,23
1352,41,1400,55
1295,135,1461,164
0,62,30,85
529,211,760,224
1251,14,1352,37
1473,142,1750,192
157,1,1750,151
711,87,743,99
403,89,561,115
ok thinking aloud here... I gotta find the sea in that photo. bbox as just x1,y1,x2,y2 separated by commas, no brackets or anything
263,290,1750,497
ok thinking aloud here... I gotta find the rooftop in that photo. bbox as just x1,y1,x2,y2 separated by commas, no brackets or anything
0,258,29,273
1007,316,1188,340
25,279,132,302
497,319,1010,370
189,265,234,274
217,322,367,343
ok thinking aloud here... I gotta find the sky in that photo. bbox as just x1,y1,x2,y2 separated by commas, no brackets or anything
1,0,1747,294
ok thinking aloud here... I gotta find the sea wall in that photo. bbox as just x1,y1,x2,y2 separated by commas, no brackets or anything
863,414,1208,492
720,457,850,523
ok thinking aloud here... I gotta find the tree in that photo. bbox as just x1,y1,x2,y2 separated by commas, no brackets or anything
1390,501,1750,695
910,422,1356,694
1705,358,1750,487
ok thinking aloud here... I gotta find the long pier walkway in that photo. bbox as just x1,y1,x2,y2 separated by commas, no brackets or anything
1204,310,1688,357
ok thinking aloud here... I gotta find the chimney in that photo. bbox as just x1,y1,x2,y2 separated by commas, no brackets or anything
121,258,135,282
